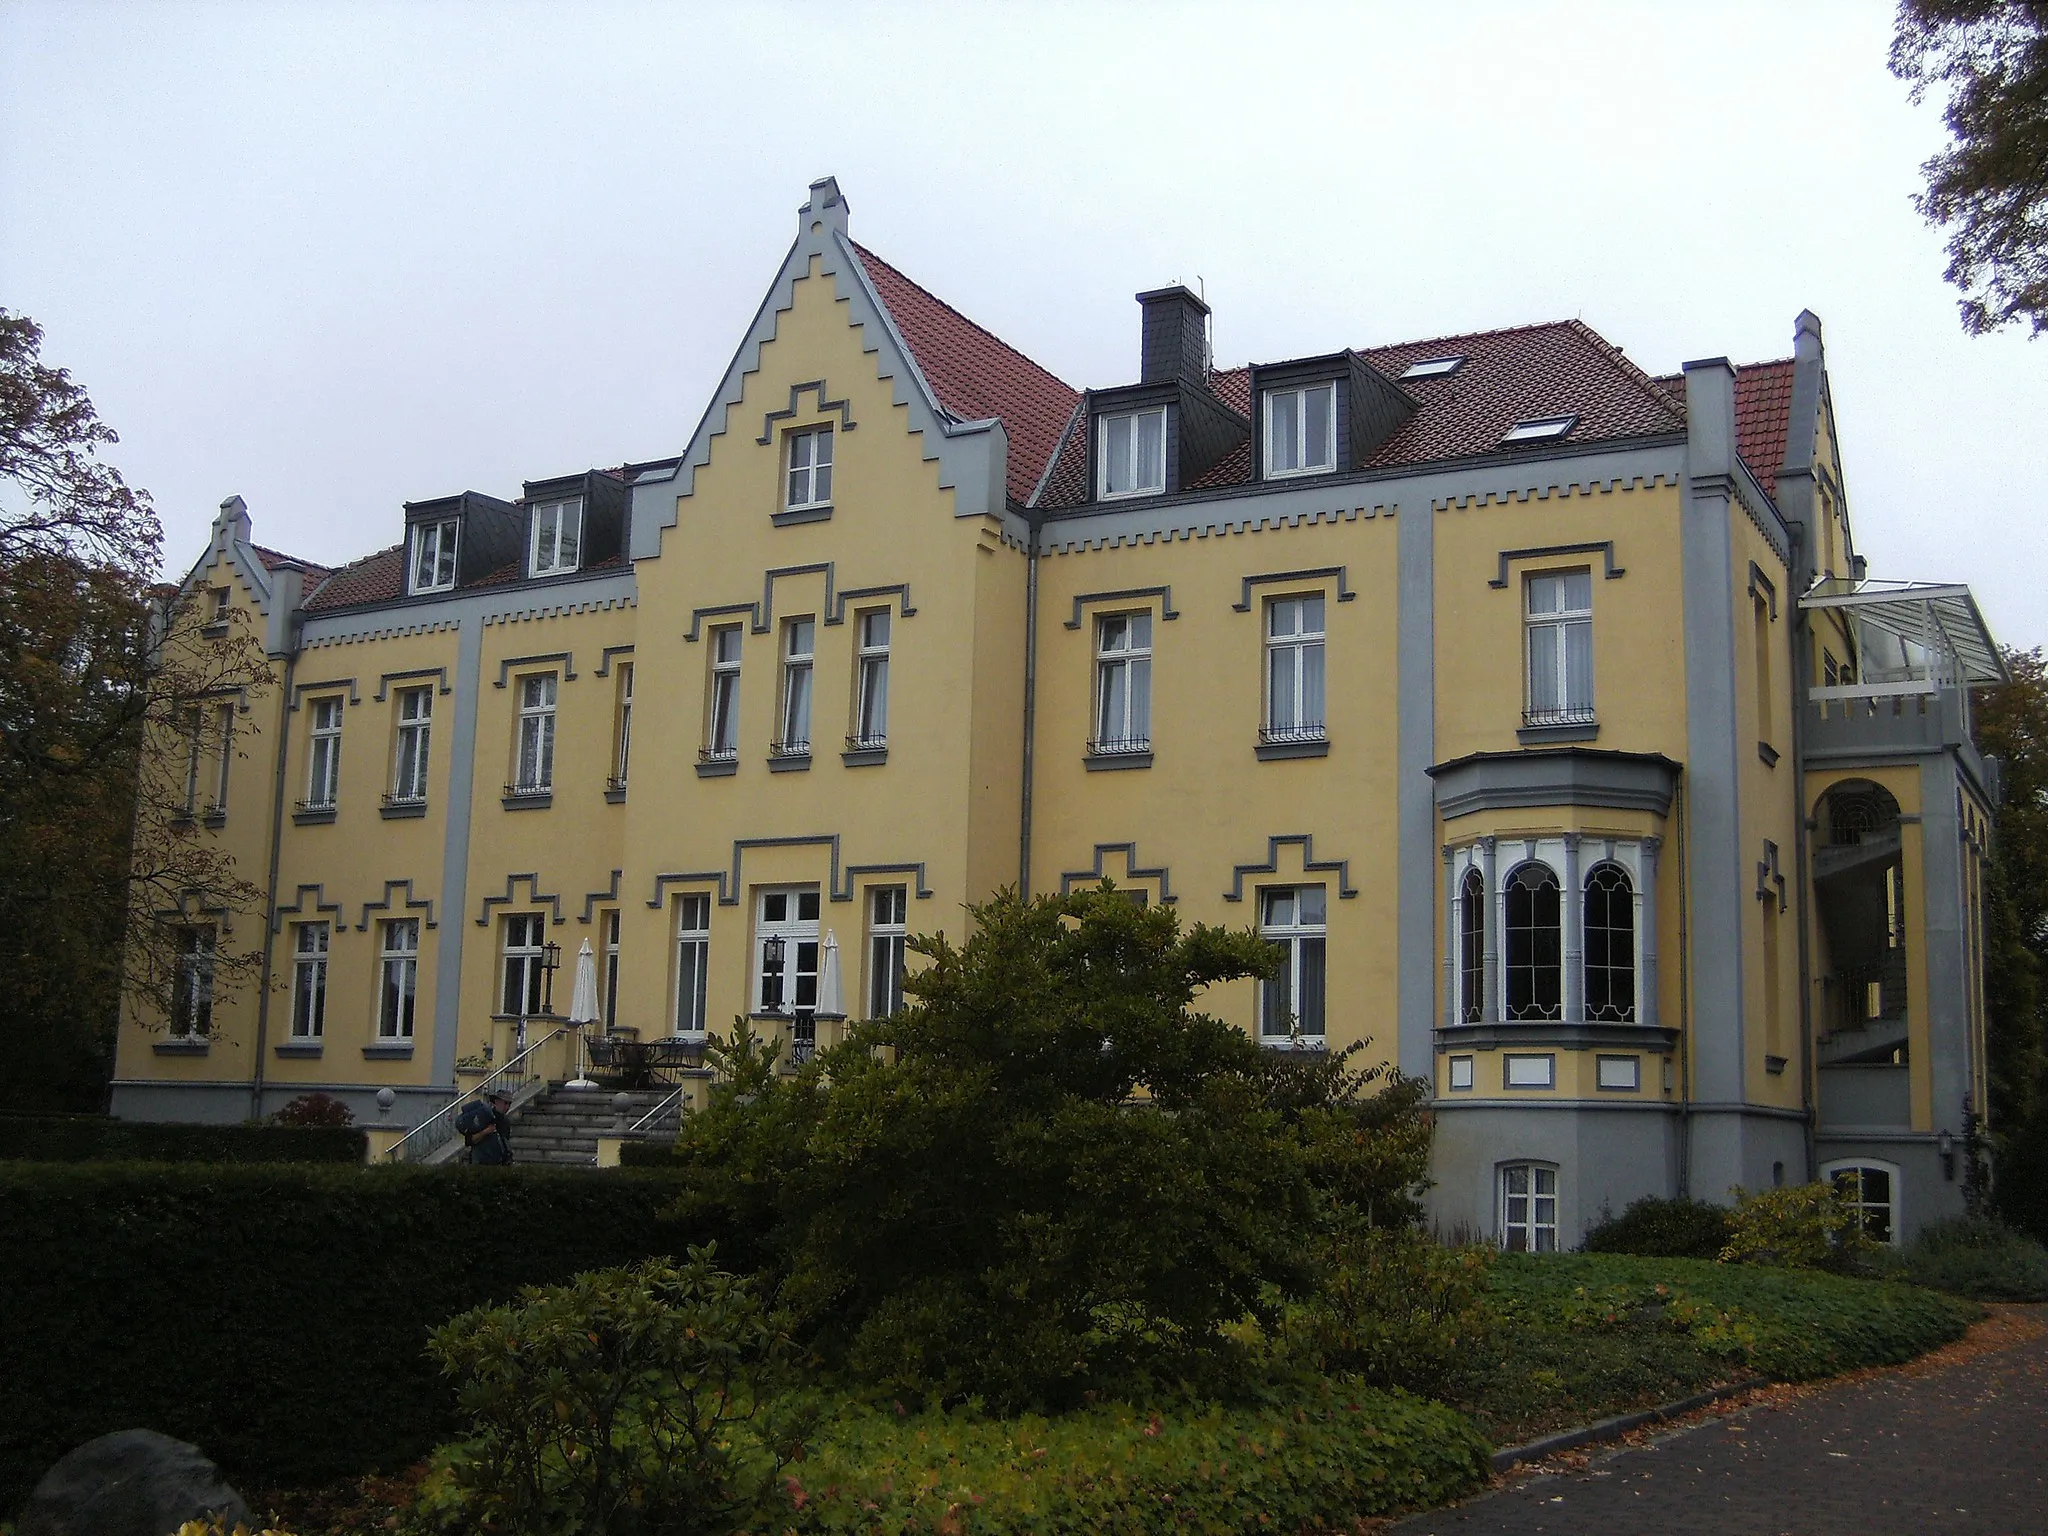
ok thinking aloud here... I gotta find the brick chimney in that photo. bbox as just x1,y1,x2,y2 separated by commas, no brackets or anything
1136,285,1210,384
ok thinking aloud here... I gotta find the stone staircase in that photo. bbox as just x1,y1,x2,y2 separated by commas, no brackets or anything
509,1084,673,1167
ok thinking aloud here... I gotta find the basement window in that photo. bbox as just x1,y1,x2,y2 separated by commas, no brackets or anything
1400,355,1465,380
1501,415,1578,445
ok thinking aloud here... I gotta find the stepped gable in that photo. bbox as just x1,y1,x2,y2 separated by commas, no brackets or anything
1651,358,1797,500
851,242,1081,508
303,542,404,610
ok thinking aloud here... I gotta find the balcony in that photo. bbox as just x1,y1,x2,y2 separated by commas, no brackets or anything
1800,581,2004,767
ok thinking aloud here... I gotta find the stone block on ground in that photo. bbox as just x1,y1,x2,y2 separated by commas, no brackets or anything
16,1429,251,1536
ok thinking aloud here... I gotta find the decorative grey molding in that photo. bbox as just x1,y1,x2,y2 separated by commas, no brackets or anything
684,603,758,643
1083,749,1153,772
831,583,916,625
1064,586,1179,630
1256,737,1331,760
1746,561,1779,620
593,645,635,677
756,379,857,444
271,883,342,936
289,677,361,711
1232,566,1356,612
685,564,917,640
493,652,576,689
1488,541,1625,590
579,870,623,924
474,872,565,928
648,837,934,908
1221,833,1359,903
357,879,437,933
372,667,452,701
1756,840,1787,912
1428,748,1682,820
772,505,833,528
1058,842,1177,904
647,871,727,911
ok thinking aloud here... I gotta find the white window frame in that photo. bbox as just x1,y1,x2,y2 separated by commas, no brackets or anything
291,921,329,1039
753,886,821,1016
409,518,459,595
1448,1055,1475,1091
777,618,815,755
852,610,890,749
611,662,633,789
673,893,711,1038
1823,1159,1903,1247
172,925,216,1038
705,625,742,761
1500,1162,1559,1252
1596,1054,1641,1091
306,696,343,809
1525,569,1594,726
500,912,546,1018
602,909,621,1030
1263,594,1326,742
1400,355,1464,380
1583,861,1637,1024
378,917,419,1039
1097,406,1167,499
1093,612,1153,754
392,686,432,804
1504,1053,1556,1089
513,673,557,793
209,702,234,814
785,426,834,511
868,885,908,1018
1258,885,1327,1045
1502,415,1577,444
1262,382,1337,479
529,498,583,578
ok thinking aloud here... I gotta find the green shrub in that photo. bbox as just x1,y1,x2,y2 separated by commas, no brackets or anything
0,1114,365,1163
1719,1183,1872,1270
415,1255,809,1536
1582,1196,1732,1259
619,1138,678,1167
270,1093,354,1129
0,1163,704,1509
1280,1230,1495,1393
1878,1215,2048,1300
778,1381,1492,1534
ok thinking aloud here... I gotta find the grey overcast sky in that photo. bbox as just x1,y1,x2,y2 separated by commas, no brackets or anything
2,0,2042,647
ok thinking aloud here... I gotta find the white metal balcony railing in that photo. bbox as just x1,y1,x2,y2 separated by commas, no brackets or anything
845,732,887,753
381,1024,568,1165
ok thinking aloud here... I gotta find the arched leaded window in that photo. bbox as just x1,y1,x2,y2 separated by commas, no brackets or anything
1459,868,1485,1023
1584,862,1636,1023
1504,863,1562,1021
1825,1161,1899,1246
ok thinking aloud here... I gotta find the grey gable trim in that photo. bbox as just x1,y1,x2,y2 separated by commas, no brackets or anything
629,222,1015,565
358,879,436,932
1428,748,1682,820
1058,842,1177,903
1221,833,1359,903
475,872,566,927
299,570,636,647
646,837,935,908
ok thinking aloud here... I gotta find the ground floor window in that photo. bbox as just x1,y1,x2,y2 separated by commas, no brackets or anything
291,921,328,1038
868,885,907,1018
755,887,821,1015
674,894,710,1037
1825,1160,1899,1246
1501,1162,1559,1252
173,925,216,1038
1259,885,1327,1043
379,918,419,1038
502,912,546,1017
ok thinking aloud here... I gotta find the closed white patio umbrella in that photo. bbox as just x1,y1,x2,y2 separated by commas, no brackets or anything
818,930,844,1019
566,938,601,1089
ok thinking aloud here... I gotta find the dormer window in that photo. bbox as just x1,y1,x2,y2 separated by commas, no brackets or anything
1264,383,1336,479
786,427,834,511
1501,415,1578,446
1098,407,1166,499
409,519,459,594
530,498,583,577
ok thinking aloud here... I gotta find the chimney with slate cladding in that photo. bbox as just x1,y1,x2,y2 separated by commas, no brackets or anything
1137,285,1210,385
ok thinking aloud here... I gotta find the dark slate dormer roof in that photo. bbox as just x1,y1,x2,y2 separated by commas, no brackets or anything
851,243,1082,507
1652,359,1797,500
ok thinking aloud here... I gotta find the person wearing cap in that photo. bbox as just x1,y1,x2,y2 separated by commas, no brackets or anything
467,1088,514,1166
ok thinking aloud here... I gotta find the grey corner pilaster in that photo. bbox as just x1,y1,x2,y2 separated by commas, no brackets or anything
1920,757,1968,1138
1639,835,1662,1030
1562,832,1584,1025
1442,846,1458,1032
431,615,484,1089
1479,835,1500,1025
1398,501,1436,1079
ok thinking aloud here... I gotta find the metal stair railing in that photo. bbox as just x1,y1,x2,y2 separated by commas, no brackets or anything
383,1024,569,1165
625,1086,689,1139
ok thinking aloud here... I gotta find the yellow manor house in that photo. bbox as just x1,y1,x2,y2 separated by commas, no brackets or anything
117,179,2005,1246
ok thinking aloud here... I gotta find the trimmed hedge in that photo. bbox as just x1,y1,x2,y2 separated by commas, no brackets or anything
1581,1196,1732,1259
0,1115,365,1164
618,1138,677,1167
0,1163,703,1511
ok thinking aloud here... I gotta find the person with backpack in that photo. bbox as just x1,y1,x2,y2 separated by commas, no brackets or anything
458,1088,514,1165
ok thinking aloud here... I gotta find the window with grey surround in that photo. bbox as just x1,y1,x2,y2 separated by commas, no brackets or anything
1504,863,1562,1021
514,674,556,793
181,707,204,815
379,918,419,1038
754,888,820,1016
209,703,234,813
603,910,621,1029
1259,885,1326,1043
1264,595,1325,742
852,610,890,749
786,427,833,510
1098,407,1166,498
1501,1164,1558,1251
868,885,907,1018
1583,862,1636,1023
1263,383,1335,477
409,519,458,594
392,687,431,803
1459,867,1486,1023
173,926,215,1038
777,619,814,754
1826,1162,1898,1246
501,912,546,1017
291,922,328,1038
1525,570,1593,726
674,894,710,1037
706,626,742,761
306,697,343,808
1093,612,1152,754
529,498,582,577
611,663,633,788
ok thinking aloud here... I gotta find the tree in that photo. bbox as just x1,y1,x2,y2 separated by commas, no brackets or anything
0,310,270,1110
1891,2,2048,336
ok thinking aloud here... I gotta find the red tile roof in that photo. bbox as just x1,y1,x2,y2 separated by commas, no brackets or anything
304,543,404,611
249,543,330,578
851,243,1081,506
1651,359,1796,499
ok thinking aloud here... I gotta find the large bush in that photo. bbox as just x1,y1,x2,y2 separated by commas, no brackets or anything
1582,1195,1732,1259
1877,1215,2048,1300
0,1163,702,1509
666,886,1434,1411
0,1113,364,1163
1719,1182,1873,1271
1278,1230,1495,1393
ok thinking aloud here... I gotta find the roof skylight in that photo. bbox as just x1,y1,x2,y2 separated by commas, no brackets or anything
1500,415,1578,445
1400,355,1465,380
